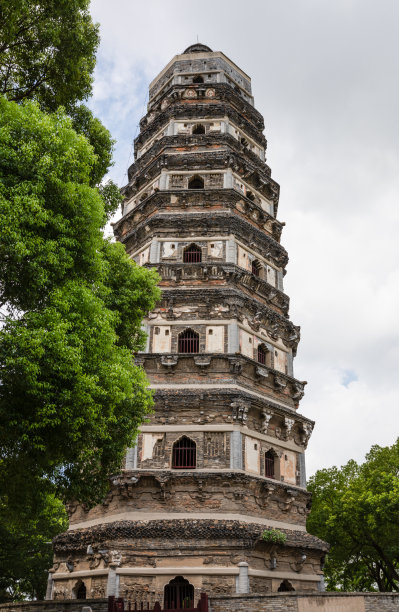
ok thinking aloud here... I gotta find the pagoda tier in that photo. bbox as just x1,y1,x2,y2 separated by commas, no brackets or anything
50,44,327,605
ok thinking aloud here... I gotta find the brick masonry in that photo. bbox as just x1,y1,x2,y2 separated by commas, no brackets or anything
2,593,399,612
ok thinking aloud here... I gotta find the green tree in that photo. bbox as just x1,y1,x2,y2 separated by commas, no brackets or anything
0,0,99,111
0,97,160,506
0,483,68,602
307,439,399,592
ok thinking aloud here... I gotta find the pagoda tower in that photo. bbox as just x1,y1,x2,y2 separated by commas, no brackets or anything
51,44,327,605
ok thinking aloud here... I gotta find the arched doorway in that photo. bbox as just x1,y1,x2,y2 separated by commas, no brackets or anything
73,580,86,599
164,576,194,609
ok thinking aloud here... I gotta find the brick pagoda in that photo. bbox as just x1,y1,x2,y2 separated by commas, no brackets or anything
50,44,327,606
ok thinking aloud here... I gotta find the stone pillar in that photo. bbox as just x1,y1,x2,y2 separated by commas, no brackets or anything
299,452,307,488
106,568,119,597
237,562,249,593
228,322,239,353
226,238,236,264
277,270,284,292
159,169,168,190
149,239,160,263
45,572,54,600
230,431,242,469
224,168,233,188
125,445,138,470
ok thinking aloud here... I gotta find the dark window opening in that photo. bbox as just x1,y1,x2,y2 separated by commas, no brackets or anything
188,175,204,189
75,581,86,600
172,438,196,469
193,75,204,83
252,259,261,277
192,123,205,134
246,190,255,201
278,580,295,592
257,344,267,365
240,137,249,147
178,329,199,353
265,450,275,479
183,243,202,263
164,576,194,609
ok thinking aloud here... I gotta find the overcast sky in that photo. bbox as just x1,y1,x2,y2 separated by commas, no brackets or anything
89,0,399,477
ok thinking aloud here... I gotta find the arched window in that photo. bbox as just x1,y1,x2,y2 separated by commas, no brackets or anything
178,329,199,353
192,123,205,134
193,75,204,83
257,344,268,365
252,259,261,277
73,580,86,599
278,580,295,592
183,243,202,263
172,437,196,469
164,576,194,609
265,450,275,479
188,175,204,189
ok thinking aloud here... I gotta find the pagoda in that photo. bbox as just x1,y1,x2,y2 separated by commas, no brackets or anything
50,44,327,605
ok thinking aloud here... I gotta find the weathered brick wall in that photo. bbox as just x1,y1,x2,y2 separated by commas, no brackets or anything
208,592,399,612
0,599,108,612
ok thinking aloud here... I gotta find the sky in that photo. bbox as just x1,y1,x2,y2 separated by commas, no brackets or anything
88,0,399,477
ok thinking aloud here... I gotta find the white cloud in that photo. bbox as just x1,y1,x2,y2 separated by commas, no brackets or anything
89,0,399,475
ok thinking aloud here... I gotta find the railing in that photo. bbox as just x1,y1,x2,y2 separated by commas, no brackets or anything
108,593,208,612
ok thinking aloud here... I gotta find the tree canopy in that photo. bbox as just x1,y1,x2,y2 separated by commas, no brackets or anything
0,97,160,507
307,438,399,592
0,0,99,111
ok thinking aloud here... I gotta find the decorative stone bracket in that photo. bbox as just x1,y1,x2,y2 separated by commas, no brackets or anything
231,400,250,425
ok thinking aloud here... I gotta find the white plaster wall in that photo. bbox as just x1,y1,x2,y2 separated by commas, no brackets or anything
206,326,224,353
162,242,177,258
208,240,223,258
245,436,260,474
240,330,254,359
139,247,150,266
280,450,297,485
237,246,251,271
274,348,287,373
266,265,276,287
152,326,171,352
141,434,164,461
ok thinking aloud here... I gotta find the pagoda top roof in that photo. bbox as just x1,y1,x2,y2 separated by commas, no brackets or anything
183,43,213,54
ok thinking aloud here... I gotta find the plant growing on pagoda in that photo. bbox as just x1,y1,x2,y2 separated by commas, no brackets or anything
261,529,288,544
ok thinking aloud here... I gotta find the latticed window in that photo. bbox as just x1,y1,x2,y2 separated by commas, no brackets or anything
257,344,267,365
265,450,275,478
178,329,199,353
183,244,202,263
164,576,194,609
252,259,261,276
172,437,196,469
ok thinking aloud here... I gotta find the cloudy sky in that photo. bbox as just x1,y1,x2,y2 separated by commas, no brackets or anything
88,0,399,477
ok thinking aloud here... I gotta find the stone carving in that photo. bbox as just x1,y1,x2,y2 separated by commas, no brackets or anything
273,373,286,390
109,550,122,567
261,409,273,434
194,355,212,374
292,381,305,401
284,417,295,439
301,422,314,448
183,88,197,98
160,355,178,370
205,88,216,98
231,400,249,424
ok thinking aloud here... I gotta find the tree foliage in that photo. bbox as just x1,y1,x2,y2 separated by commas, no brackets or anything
0,0,99,111
0,97,160,507
307,439,399,592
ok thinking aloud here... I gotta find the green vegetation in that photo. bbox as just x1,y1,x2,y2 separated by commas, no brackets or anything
307,438,399,592
261,529,287,544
